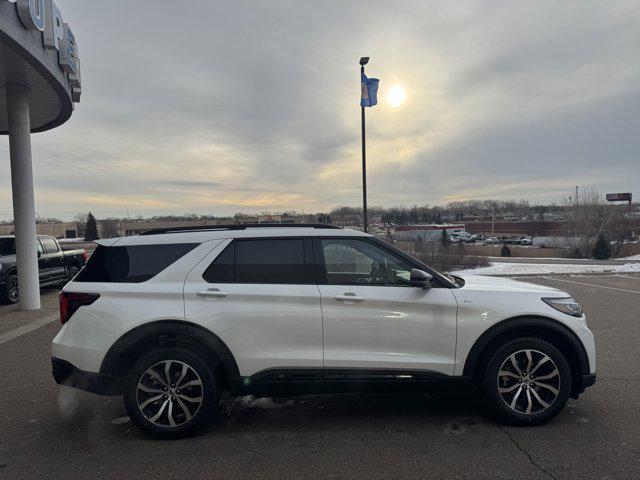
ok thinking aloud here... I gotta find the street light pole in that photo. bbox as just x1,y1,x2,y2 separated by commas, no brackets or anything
360,57,369,233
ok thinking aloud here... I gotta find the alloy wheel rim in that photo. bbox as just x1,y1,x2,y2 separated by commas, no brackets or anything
9,279,18,302
497,349,560,415
136,360,203,428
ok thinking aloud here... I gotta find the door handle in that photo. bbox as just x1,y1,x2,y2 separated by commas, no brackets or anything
334,293,364,303
197,288,228,299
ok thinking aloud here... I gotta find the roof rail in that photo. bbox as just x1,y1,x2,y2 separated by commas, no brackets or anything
139,223,342,235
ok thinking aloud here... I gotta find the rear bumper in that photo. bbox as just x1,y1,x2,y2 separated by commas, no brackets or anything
581,373,597,390
571,373,596,399
52,357,121,396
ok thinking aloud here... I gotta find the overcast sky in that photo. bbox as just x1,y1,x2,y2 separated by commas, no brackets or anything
1,0,639,220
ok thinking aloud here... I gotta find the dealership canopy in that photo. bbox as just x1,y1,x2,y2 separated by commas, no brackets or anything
1,0,80,310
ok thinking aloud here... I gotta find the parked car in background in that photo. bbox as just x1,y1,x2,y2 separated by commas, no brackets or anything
520,237,533,246
52,224,596,438
467,234,482,243
0,235,88,304
451,232,474,243
484,236,503,245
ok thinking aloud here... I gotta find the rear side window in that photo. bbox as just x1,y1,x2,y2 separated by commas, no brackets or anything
203,239,307,284
75,243,198,283
41,237,59,254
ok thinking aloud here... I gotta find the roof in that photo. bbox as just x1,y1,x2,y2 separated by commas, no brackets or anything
98,226,370,247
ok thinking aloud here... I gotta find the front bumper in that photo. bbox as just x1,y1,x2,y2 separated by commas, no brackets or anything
52,357,121,396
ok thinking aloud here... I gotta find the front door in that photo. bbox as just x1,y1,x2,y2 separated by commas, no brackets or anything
315,237,458,376
184,237,323,379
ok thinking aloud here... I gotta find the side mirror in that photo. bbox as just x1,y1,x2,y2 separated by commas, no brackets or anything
410,268,433,288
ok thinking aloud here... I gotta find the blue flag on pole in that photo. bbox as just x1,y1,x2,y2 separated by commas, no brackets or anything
361,72,379,107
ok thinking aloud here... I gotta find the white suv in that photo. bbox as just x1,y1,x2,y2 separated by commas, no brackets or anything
52,225,596,438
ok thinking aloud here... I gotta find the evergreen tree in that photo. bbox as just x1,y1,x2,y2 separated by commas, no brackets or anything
84,212,99,241
592,232,611,260
439,228,450,249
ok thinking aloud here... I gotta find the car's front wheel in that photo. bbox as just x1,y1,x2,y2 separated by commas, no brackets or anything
123,348,219,438
483,338,571,425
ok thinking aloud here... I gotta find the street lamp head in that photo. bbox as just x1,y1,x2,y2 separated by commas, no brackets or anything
359,57,369,66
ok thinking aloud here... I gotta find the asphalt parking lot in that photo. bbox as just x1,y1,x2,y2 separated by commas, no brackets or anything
1,274,639,480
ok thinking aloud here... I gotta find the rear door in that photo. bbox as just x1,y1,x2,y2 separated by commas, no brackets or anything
315,237,458,376
36,239,51,281
184,237,323,379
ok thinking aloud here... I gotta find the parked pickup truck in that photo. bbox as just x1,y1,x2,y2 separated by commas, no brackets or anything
0,235,88,304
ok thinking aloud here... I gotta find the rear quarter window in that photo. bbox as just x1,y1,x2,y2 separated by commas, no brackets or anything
75,243,198,283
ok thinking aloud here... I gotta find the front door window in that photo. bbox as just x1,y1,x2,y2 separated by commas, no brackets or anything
319,238,412,286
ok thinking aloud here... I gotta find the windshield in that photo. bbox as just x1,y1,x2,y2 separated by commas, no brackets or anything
0,238,16,256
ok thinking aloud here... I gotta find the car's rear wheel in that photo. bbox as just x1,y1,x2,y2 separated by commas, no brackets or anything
66,265,80,281
1,275,19,304
123,348,219,438
482,338,571,425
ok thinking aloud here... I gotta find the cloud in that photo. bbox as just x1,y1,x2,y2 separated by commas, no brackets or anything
1,0,639,219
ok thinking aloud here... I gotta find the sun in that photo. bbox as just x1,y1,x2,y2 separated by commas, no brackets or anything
386,84,406,107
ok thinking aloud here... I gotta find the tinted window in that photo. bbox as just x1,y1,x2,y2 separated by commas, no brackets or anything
41,238,59,254
203,239,306,284
75,243,198,283
0,238,15,256
320,239,411,286
202,243,234,283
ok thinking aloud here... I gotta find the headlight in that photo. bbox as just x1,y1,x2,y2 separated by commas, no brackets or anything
542,297,583,317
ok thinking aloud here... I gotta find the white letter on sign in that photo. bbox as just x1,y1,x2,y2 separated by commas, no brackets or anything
43,0,64,50
16,0,46,31
59,22,78,75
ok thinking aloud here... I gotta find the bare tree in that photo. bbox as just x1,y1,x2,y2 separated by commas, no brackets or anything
99,218,120,239
565,188,613,258
607,205,632,256
73,212,88,238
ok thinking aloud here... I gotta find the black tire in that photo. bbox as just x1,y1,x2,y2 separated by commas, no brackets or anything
66,264,80,281
123,348,219,439
482,337,571,425
0,275,19,305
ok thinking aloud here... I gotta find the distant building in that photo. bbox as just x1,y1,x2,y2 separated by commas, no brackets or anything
394,224,466,242
464,221,567,237
331,214,361,228
0,222,79,238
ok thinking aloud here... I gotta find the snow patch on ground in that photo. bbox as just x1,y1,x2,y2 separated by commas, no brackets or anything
619,253,640,260
452,262,640,276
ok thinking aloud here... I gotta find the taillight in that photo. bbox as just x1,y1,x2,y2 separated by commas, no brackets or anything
59,292,99,325
82,251,89,262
